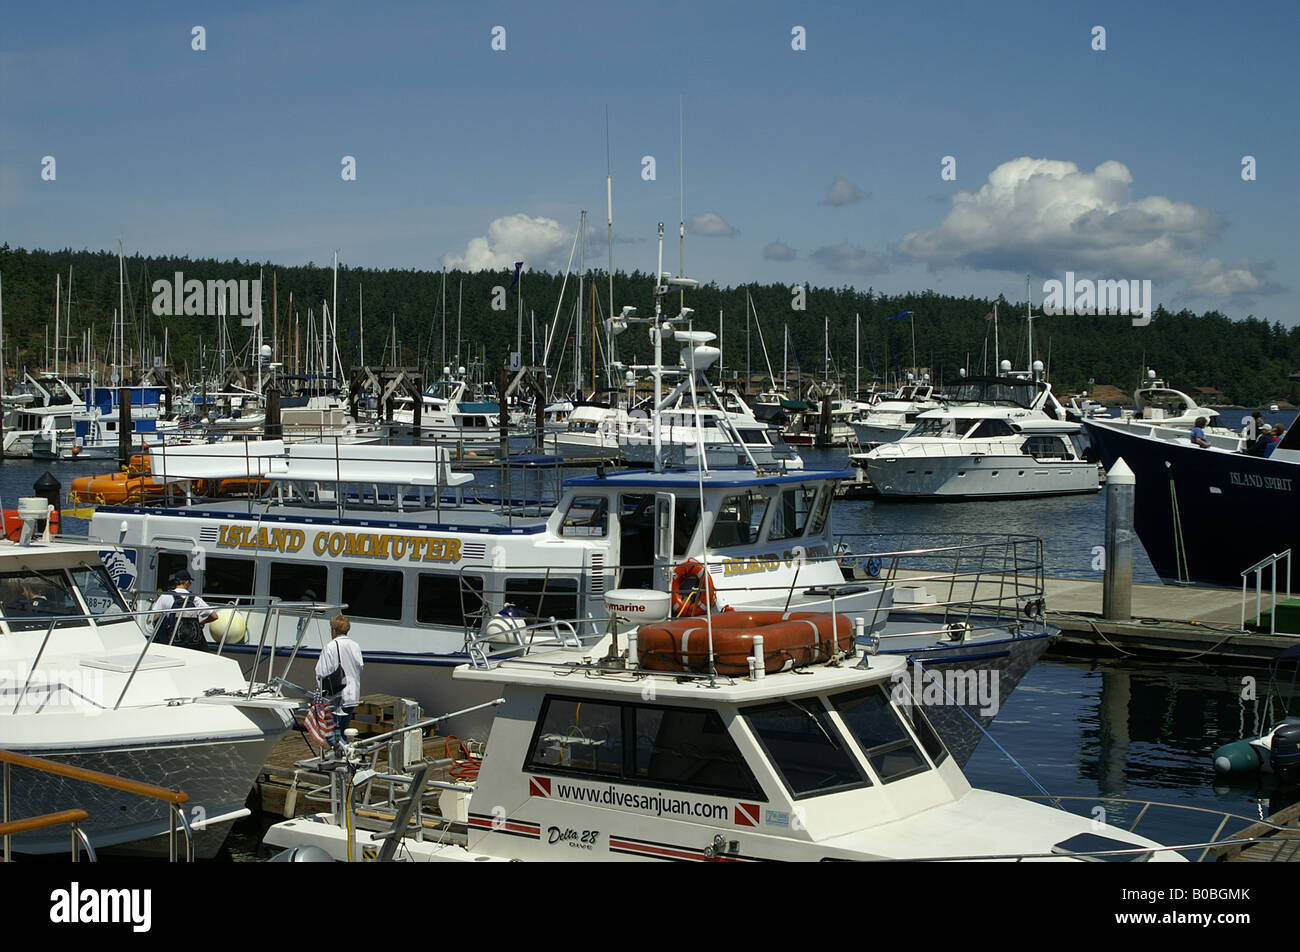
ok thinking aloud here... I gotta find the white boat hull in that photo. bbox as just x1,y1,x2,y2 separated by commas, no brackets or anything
866,454,1100,499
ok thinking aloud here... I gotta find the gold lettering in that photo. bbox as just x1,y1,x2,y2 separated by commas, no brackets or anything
313,531,328,556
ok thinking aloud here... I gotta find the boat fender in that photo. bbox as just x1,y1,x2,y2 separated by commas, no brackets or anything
485,604,527,645
671,560,717,617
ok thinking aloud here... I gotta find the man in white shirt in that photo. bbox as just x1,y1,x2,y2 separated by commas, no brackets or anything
149,569,217,650
315,615,364,732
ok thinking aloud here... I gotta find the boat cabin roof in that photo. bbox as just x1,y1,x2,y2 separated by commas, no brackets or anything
456,643,907,703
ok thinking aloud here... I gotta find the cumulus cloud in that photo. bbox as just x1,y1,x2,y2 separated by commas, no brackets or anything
809,242,889,275
823,176,865,206
893,157,1281,305
442,214,573,271
687,211,739,237
763,240,796,261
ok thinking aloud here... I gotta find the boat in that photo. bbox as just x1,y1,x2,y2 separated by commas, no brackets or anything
261,604,1191,862
853,365,1101,500
0,507,302,857
86,229,1047,757
849,376,945,450
1212,645,1300,780
391,376,531,456
1083,403,1298,588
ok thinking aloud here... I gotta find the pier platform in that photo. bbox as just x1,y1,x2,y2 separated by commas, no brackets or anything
887,569,1297,664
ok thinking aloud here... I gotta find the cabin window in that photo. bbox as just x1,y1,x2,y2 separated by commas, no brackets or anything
708,492,769,548
829,686,930,782
156,552,190,590
898,702,949,767
0,569,82,631
969,418,1015,440
632,706,762,798
743,697,868,799
672,499,702,558
561,496,609,538
417,573,484,626
1024,435,1071,460
69,566,131,622
342,567,403,621
737,429,769,444
503,576,579,620
909,418,955,438
268,562,328,603
204,556,256,598
525,695,763,799
769,487,819,542
527,697,624,777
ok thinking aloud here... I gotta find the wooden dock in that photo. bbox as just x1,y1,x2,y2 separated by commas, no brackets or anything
1213,801,1300,862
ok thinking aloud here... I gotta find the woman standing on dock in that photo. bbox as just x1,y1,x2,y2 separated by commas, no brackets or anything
316,615,364,734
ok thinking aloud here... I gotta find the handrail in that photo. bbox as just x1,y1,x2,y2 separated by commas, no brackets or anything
1241,549,1292,634
1,749,189,862
0,809,97,862
0,749,189,804
0,808,91,836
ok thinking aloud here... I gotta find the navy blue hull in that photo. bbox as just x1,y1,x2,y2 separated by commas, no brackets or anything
1084,420,1299,589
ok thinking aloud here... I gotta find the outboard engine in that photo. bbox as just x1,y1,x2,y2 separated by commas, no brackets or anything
1270,717,1300,784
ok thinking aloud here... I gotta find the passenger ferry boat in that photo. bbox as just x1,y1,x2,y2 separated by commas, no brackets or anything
0,512,300,857
262,621,1185,863
854,366,1100,500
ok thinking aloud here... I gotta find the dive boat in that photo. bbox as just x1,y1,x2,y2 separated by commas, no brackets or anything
262,606,1183,863
0,519,300,857
854,366,1100,500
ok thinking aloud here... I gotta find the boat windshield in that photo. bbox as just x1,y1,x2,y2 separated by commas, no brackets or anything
743,697,868,799
827,686,930,782
0,566,130,632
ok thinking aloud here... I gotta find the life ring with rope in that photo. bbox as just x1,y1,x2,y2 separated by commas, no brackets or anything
670,559,718,617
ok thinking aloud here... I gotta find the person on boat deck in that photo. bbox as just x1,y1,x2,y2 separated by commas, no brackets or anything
1242,412,1263,442
1190,417,1210,448
149,569,217,650
1266,424,1286,457
316,615,363,735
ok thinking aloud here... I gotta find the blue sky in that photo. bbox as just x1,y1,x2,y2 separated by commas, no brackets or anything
3,0,1297,320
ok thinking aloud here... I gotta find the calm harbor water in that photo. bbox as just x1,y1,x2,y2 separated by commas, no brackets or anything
4,445,1293,856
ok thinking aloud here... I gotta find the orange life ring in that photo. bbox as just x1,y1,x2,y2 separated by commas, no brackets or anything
638,611,853,675
670,560,717,617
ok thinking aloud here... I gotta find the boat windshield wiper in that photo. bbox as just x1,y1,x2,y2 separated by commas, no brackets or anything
785,699,840,749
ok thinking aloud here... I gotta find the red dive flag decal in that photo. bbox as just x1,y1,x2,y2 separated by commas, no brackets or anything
734,802,760,827
529,776,551,798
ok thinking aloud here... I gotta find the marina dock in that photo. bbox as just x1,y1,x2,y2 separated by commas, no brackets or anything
886,568,1296,664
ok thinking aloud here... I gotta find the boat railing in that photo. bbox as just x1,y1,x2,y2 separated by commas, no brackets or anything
1241,549,1293,634
0,748,193,862
833,532,1048,636
4,592,339,707
1013,794,1300,863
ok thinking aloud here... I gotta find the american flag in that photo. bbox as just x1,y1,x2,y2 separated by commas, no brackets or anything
305,694,335,748
984,311,995,321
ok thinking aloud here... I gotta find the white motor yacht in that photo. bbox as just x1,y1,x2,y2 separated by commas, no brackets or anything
855,365,1100,500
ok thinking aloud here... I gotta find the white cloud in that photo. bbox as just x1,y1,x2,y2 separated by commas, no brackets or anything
824,175,864,206
687,211,739,237
442,214,574,271
894,157,1281,304
763,240,796,261
809,242,889,275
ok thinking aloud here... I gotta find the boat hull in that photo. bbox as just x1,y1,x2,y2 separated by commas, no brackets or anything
3,723,288,857
1084,419,1299,589
865,454,1100,500
875,617,1054,767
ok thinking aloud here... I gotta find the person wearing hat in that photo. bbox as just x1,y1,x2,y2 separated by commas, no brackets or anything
149,569,218,651
1250,423,1274,456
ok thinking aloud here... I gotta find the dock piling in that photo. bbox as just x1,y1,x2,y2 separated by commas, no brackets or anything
1102,458,1135,621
